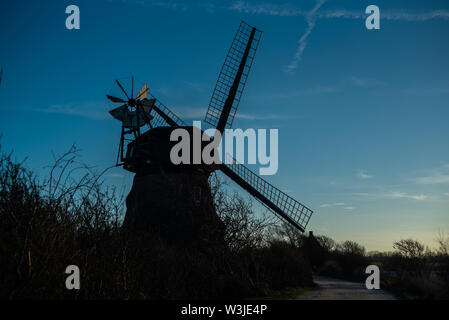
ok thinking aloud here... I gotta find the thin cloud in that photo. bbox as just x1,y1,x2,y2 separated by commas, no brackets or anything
381,10,449,21
285,0,326,72
354,192,429,201
412,164,449,185
183,81,211,92
266,85,341,99
387,192,428,201
317,9,362,19
235,113,294,120
172,106,290,121
172,106,207,120
230,1,307,17
316,9,449,21
230,2,449,22
357,169,373,179
414,175,449,184
108,0,219,12
36,101,109,120
261,77,384,100
320,202,346,208
353,192,371,196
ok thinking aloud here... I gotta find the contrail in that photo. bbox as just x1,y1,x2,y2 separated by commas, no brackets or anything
285,0,326,72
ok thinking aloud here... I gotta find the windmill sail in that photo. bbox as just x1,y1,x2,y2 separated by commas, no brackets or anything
221,154,313,232
137,83,149,100
204,21,262,133
107,95,127,103
147,92,186,128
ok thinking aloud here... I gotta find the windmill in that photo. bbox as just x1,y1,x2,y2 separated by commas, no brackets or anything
107,22,314,240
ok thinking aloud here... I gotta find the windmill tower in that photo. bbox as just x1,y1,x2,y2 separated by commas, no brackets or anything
107,22,314,245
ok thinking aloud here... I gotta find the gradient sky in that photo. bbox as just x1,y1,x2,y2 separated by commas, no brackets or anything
1,0,448,251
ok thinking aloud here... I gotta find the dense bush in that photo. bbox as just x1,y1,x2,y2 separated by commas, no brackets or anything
370,238,449,300
257,241,313,290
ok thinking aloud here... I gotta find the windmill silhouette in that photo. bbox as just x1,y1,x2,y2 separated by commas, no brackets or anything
107,22,314,241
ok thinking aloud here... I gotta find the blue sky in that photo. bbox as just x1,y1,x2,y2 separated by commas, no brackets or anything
1,0,448,251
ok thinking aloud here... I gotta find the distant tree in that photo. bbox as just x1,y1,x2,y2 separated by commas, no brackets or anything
316,235,336,252
393,239,425,258
326,240,367,281
269,223,305,248
436,232,449,256
338,240,366,256
392,239,429,279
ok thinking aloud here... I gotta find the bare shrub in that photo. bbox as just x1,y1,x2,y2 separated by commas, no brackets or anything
210,172,276,252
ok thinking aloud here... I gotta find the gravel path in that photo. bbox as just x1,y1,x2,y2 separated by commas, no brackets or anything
298,275,397,300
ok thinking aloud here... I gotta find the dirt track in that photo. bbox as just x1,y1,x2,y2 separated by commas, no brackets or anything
298,275,397,300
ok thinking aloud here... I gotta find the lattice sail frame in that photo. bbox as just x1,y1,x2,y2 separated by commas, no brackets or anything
204,21,262,129
222,153,313,232
147,92,185,128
